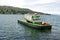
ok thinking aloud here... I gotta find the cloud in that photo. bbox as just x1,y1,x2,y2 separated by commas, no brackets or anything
24,0,57,5
0,0,24,7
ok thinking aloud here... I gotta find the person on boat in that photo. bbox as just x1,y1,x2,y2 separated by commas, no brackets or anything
42,22,51,26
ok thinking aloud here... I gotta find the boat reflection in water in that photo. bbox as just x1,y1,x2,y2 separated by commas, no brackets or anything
18,24,52,40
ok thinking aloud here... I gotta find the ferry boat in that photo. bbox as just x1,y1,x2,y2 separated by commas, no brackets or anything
18,13,52,30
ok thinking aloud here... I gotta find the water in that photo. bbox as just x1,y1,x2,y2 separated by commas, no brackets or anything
0,14,60,40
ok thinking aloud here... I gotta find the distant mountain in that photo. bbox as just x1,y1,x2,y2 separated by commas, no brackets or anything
0,6,51,15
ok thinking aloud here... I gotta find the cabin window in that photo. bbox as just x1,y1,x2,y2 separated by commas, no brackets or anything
32,16,40,20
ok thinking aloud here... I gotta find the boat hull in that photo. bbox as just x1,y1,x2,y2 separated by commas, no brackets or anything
18,20,52,30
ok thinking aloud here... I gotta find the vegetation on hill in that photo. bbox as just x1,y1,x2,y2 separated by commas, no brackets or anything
0,6,50,15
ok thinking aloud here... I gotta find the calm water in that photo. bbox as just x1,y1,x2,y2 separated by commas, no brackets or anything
0,14,60,40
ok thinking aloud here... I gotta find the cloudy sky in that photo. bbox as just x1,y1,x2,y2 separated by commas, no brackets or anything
0,0,60,15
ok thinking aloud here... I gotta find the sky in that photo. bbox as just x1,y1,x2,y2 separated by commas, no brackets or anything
0,0,60,15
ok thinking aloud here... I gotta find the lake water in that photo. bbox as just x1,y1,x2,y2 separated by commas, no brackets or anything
0,14,60,40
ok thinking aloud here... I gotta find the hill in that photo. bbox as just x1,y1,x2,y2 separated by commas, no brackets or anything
0,6,50,15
